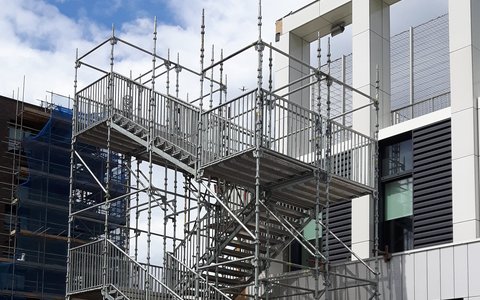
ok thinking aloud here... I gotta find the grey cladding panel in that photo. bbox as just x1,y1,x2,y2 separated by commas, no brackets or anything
412,119,452,248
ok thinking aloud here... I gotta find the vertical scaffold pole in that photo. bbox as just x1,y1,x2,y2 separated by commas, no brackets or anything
267,43,273,147
219,50,224,106
195,9,206,300
314,32,322,300
173,166,178,290
134,160,140,262
324,37,332,300
163,160,168,293
65,48,79,300
146,17,158,300
373,65,381,300
176,53,180,99
254,1,264,299
209,45,215,110
103,26,116,298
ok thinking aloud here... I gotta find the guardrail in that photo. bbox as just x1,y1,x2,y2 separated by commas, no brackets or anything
76,73,200,156
200,90,375,187
200,90,259,165
77,75,374,187
391,92,450,124
68,238,181,299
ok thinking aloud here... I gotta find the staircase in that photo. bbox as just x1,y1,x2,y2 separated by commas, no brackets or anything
71,71,375,299
110,114,197,175
166,182,311,299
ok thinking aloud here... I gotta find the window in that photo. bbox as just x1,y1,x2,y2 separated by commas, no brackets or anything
382,139,413,177
385,178,413,221
8,126,32,151
287,217,321,271
380,135,414,253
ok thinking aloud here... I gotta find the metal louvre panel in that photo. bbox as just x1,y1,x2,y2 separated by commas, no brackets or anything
413,119,452,248
322,201,352,263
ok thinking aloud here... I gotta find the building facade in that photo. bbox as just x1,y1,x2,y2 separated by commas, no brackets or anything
274,0,480,299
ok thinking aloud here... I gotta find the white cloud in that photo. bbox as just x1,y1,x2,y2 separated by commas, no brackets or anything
0,0,449,104
0,0,312,104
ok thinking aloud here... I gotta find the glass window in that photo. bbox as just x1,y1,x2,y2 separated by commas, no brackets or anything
8,127,32,151
385,177,413,221
303,214,322,241
382,140,413,176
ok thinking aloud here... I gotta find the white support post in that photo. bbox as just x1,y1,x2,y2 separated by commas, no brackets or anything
351,0,391,259
449,0,480,241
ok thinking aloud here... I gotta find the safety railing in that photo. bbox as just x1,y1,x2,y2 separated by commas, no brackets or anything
77,75,374,187
329,121,375,187
391,92,450,124
200,89,259,165
76,73,200,156
200,89,375,187
268,92,317,164
68,238,181,299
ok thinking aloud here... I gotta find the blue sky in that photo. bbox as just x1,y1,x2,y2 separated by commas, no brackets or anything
45,0,177,28
0,0,448,105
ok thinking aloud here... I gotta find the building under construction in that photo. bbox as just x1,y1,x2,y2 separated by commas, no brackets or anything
2,0,480,299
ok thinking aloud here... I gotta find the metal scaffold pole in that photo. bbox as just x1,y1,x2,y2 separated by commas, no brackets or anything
102,26,116,299
254,1,264,299
324,37,332,300
373,66,381,300
146,17,158,300
314,32,322,300
195,9,206,300
65,48,79,300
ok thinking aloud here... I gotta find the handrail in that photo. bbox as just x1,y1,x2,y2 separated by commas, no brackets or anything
69,238,101,251
167,253,232,300
76,73,109,95
201,88,258,115
108,284,131,300
391,91,451,115
105,239,182,300
112,72,200,111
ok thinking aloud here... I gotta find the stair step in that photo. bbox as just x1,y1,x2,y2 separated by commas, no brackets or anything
228,240,267,253
164,144,175,153
222,248,253,258
260,205,308,220
235,230,285,244
204,266,251,278
215,257,254,270
245,222,290,236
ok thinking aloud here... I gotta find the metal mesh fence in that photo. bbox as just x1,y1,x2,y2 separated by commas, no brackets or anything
312,14,450,125
312,54,353,127
391,14,450,109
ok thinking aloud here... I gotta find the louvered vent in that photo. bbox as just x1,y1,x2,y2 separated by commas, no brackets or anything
413,119,452,248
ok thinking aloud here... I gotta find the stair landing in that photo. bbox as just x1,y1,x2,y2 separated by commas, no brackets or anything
202,148,373,209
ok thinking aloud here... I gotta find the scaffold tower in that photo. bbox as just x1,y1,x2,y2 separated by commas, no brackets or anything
65,2,380,299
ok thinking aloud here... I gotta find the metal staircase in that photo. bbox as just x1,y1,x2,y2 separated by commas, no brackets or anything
69,62,376,298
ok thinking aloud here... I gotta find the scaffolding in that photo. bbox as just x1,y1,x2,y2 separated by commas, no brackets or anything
0,94,109,299
66,2,380,299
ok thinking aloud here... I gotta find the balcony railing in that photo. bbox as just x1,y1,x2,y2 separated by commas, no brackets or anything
391,92,450,125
